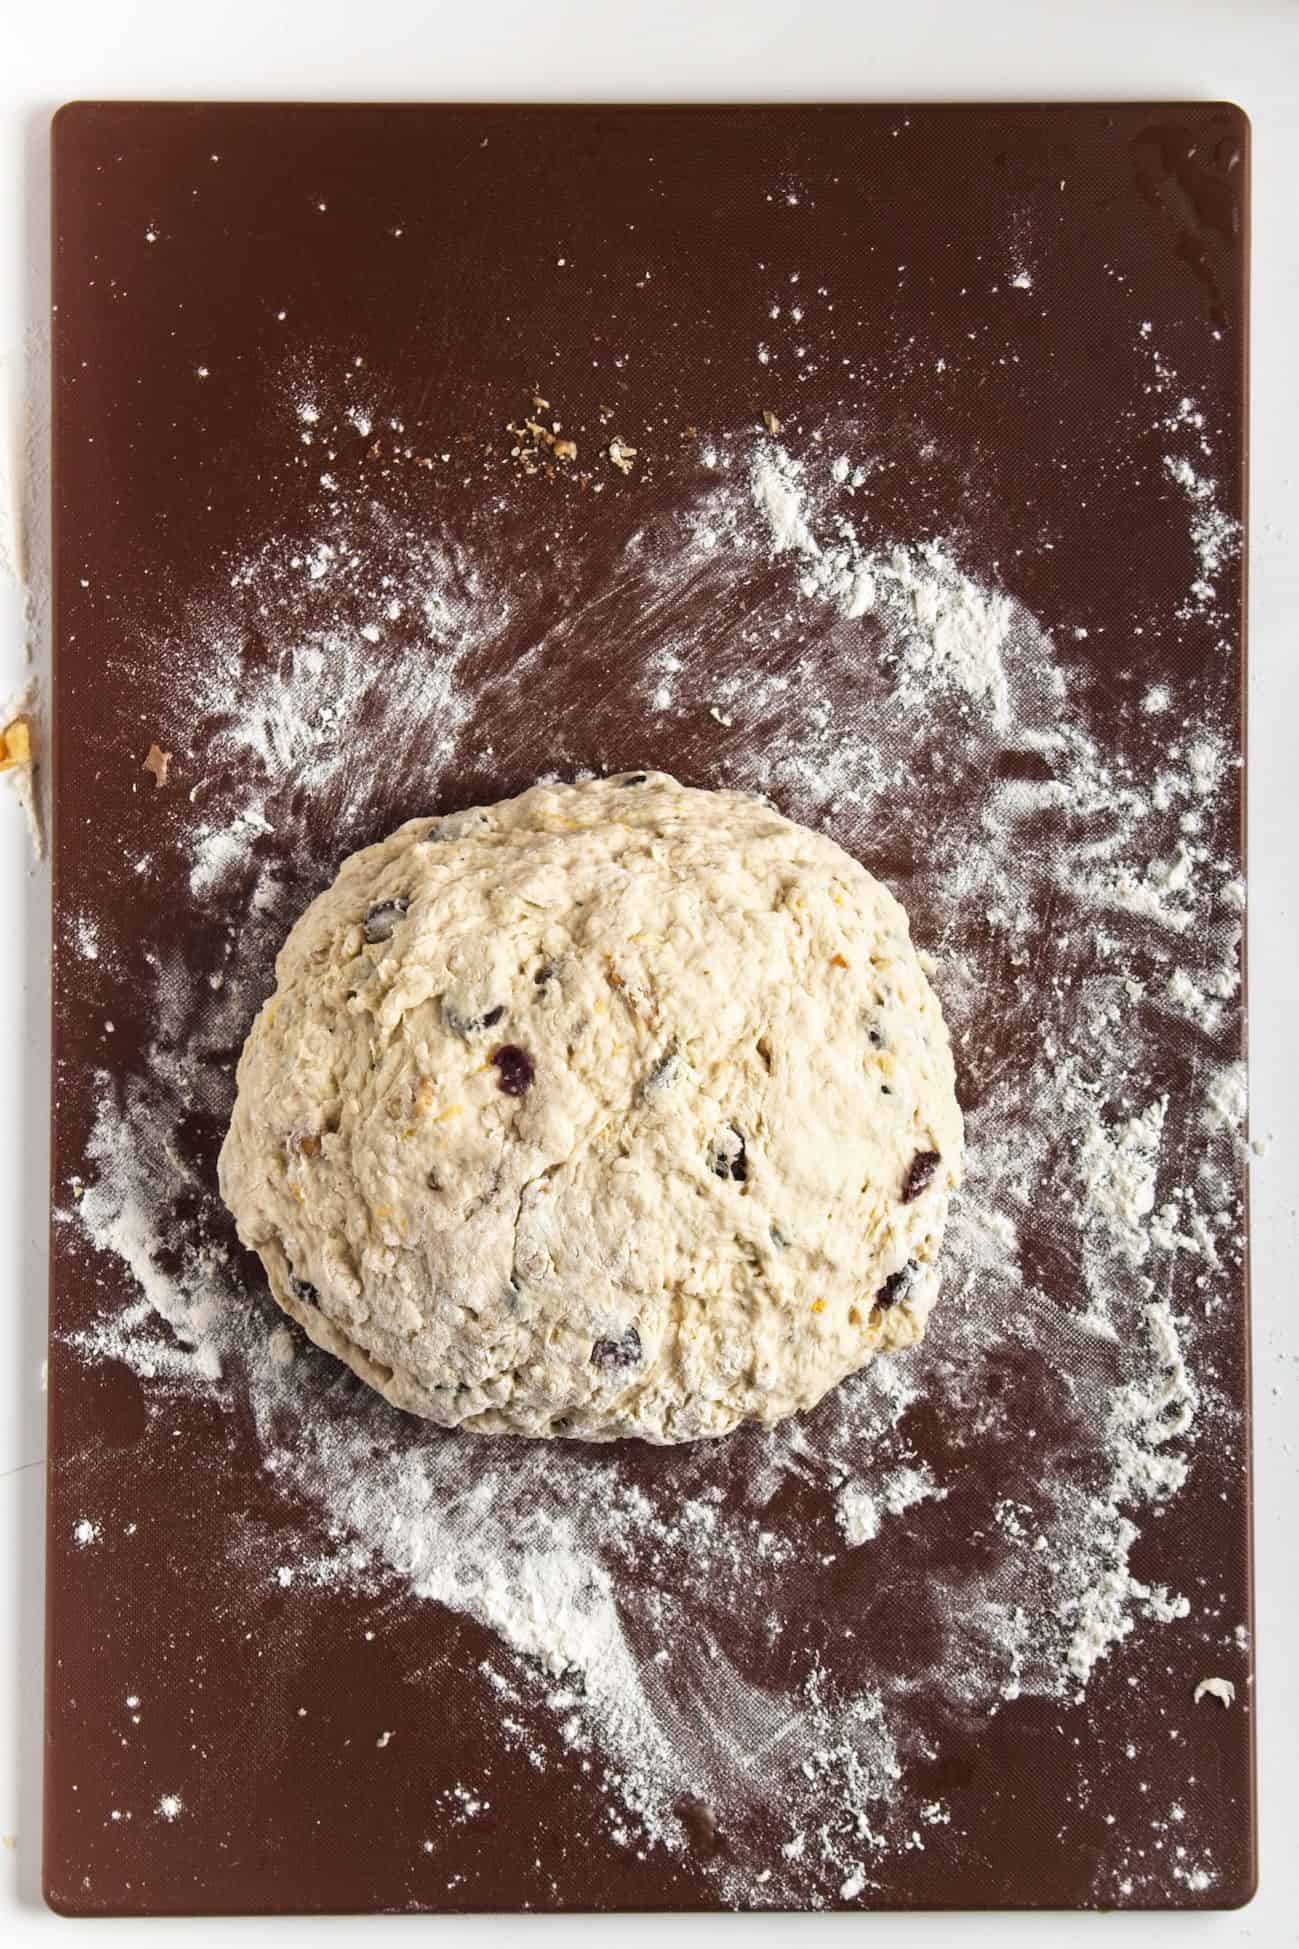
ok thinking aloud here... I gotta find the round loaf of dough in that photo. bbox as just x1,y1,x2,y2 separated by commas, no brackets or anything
218,774,963,1442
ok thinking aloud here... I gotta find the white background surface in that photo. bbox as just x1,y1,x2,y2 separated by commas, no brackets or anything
2,1,1295,1940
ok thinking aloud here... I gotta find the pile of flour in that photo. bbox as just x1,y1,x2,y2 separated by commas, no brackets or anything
62,334,1245,1906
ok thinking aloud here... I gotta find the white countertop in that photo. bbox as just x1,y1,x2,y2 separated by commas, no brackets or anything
2,0,1296,1940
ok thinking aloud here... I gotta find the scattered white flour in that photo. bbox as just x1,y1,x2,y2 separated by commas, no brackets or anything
836,1487,880,1546
880,1464,945,1517
61,347,1246,1907
1077,1098,1167,1268
72,1517,100,1548
748,450,1012,721
751,445,820,557
1166,966,1220,1034
1203,1060,1247,1140
1163,456,1241,614
837,1462,945,1547
156,1794,183,1822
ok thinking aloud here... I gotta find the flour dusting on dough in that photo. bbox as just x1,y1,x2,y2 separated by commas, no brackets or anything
218,774,963,1442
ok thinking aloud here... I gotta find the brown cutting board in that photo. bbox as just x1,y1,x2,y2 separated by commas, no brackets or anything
47,102,1251,1914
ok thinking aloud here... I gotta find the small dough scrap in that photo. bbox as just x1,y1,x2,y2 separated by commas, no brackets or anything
143,742,171,787
1193,1676,1236,1708
219,773,964,1442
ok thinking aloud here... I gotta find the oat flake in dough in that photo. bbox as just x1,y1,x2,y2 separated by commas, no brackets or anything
218,774,964,1441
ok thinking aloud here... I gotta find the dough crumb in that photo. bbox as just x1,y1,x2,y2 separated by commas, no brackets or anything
1192,1676,1236,1708
143,742,171,787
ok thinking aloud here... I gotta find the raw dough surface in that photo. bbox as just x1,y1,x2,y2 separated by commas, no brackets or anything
218,773,964,1441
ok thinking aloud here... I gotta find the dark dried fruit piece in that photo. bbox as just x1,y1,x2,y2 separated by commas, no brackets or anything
288,1273,318,1303
710,1126,747,1183
491,1044,536,1096
621,772,648,786
363,897,409,943
591,1325,642,1370
875,1261,916,1309
901,1150,941,1202
445,999,505,1037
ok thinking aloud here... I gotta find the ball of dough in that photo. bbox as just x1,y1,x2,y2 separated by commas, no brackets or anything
219,774,963,1442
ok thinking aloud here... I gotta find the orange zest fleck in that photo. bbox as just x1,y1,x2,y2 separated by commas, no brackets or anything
830,953,849,969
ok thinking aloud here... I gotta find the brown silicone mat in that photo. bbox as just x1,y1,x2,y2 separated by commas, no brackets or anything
46,102,1251,1914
